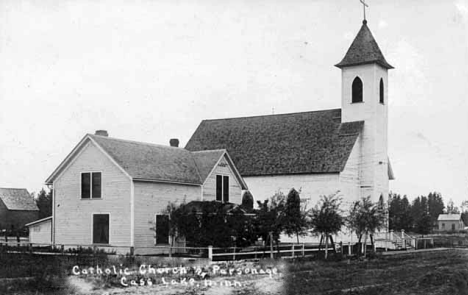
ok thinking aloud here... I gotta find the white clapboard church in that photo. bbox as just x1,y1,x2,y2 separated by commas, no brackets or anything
186,18,395,235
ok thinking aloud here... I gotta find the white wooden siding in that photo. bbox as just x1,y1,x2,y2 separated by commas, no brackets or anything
29,219,52,244
339,136,361,203
202,156,243,204
244,173,340,209
54,140,132,247
133,182,201,252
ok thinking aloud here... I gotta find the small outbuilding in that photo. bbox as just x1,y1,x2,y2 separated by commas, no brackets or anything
0,188,39,233
25,216,52,244
437,214,465,232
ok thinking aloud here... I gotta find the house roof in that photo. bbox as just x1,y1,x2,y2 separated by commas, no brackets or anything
45,134,247,189
0,188,38,211
90,135,202,185
185,109,364,176
438,214,462,221
191,150,226,182
335,20,393,70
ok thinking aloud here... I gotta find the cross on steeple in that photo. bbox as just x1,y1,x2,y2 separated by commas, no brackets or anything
360,0,369,22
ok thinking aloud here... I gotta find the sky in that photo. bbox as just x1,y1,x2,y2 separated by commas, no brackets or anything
0,0,467,207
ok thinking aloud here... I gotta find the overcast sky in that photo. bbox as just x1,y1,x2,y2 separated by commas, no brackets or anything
1,0,467,207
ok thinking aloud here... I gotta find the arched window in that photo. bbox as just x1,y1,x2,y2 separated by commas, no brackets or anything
379,78,384,104
352,77,363,103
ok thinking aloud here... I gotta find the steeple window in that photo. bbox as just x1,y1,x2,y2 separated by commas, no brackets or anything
379,78,384,104
352,77,363,103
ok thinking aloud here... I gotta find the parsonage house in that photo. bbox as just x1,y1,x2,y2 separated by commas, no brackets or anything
44,131,247,254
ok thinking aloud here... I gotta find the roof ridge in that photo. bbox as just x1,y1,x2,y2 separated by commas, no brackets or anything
201,108,341,122
88,134,188,151
191,149,226,154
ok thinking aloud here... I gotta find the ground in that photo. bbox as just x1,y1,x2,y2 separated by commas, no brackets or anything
2,249,468,294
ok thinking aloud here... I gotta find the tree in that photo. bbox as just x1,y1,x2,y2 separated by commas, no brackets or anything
388,193,412,232
255,192,286,249
241,191,254,210
309,193,344,259
411,196,432,234
35,188,52,219
347,196,385,256
427,192,445,228
283,189,308,243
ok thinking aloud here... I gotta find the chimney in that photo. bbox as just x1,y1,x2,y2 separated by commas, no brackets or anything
169,138,179,147
95,130,109,137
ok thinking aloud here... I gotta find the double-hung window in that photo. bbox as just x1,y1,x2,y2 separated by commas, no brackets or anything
216,175,229,203
81,172,102,199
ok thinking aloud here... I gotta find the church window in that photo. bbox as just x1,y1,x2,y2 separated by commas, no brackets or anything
352,77,363,103
379,78,384,104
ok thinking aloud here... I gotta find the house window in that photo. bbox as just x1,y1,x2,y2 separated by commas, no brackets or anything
379,78,384,104
93,214,109,244
156,215,169,245
452,224,455,231
81,172,102,199
442,223,445,229
216,175,229,202
352,77,363,103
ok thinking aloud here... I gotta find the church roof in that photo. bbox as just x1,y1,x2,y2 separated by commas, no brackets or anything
0,188,38,211
335,20,393,69
185,109,364,176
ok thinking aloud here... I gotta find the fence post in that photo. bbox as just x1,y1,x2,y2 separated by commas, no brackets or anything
302,243,305,257
348,242,351,255
269,232,274,259
208,245,213,261
291,244,294,258
233,246,236,261
390,230,394,242
29,243,32,253
61,244,65,254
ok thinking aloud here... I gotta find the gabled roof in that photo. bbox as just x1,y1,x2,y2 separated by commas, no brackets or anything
185,109,364,176
45,134,247,189
90,135,202,185
0,188,38,211
438,214,462,221
191,150,226,181
335,20,393,70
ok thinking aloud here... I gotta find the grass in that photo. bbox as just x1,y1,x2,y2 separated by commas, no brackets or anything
284,250,468,295
1,249,468,294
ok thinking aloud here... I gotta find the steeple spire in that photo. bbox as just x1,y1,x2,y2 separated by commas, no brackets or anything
335,21,393,69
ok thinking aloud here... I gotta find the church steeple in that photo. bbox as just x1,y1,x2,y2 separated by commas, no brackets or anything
335,20,393,70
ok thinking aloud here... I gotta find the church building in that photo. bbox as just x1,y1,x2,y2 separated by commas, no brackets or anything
186,19,395,209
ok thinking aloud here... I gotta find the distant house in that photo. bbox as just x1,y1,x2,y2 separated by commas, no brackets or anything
437,214,465,232
0,188,39,232
45,131,247,254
